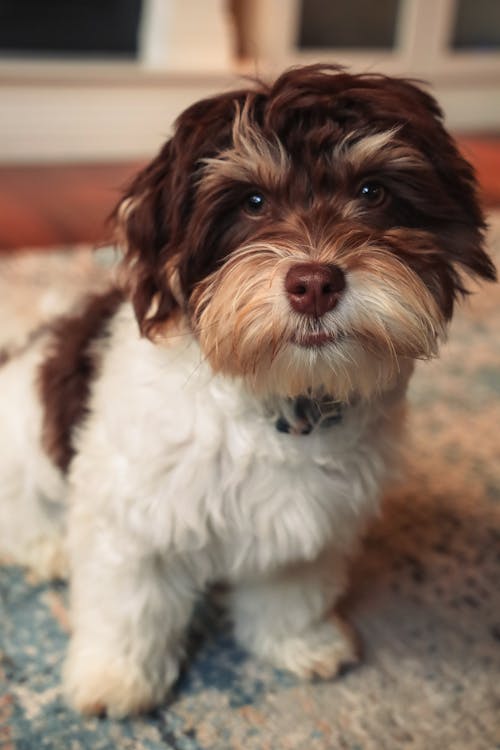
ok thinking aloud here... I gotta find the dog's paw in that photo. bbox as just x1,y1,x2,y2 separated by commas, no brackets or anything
258,615,360,680
63,644,179,718
25,533,68,582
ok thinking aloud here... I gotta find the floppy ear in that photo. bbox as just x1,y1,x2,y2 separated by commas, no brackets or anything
380,77,496,287
115,139,180,337
431,145,496,293
115,90,250,338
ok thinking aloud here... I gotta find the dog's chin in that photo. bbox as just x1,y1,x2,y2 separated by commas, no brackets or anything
228,335,402,402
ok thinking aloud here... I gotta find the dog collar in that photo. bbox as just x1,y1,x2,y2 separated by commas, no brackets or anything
272,393,344,435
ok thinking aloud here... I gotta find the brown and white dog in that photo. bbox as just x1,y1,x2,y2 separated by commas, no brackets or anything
0,65,495,717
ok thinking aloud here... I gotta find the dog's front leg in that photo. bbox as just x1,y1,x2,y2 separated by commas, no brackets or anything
63,536,196,717
231,549,359,679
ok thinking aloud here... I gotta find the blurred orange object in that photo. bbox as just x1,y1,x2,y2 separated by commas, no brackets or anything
0,161,144,251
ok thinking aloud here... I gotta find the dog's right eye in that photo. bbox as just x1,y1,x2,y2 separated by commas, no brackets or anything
358,181,387,207
244,192,266,214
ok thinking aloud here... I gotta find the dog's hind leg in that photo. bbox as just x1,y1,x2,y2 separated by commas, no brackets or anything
0,338,67,580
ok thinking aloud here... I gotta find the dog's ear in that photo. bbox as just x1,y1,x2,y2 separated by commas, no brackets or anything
115,138,179,338
399,80,496,287
370,76,496,288
114,90,248,338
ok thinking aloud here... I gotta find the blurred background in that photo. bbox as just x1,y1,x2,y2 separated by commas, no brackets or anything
0,0,499,249
1,6,499,748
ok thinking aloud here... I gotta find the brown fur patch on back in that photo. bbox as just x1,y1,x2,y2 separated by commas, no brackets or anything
38,288,124,472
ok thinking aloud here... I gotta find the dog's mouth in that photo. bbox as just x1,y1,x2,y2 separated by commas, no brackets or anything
291,330,338,348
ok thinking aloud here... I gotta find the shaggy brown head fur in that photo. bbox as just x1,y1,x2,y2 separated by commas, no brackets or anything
116,64,495,398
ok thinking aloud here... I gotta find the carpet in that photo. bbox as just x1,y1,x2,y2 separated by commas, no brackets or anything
0,220,499,750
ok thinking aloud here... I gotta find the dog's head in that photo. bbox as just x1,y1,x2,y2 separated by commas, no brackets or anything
116,64,495,399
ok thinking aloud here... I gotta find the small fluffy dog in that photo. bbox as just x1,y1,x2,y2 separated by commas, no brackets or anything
0,65,495,716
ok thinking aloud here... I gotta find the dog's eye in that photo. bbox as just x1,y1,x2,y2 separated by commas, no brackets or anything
358,181,386,206
244,192,266,214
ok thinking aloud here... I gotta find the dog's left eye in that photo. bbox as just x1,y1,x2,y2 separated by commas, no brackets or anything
244,192,266,214
358,181,387,206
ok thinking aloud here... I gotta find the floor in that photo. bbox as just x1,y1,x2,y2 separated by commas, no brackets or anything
1,222,499,749
0,161,144,251
0,135,499,251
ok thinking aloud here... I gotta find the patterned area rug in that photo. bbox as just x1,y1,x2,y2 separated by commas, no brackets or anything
0,220,499,750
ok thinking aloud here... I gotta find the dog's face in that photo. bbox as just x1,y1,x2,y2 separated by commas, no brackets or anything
117,65,495,399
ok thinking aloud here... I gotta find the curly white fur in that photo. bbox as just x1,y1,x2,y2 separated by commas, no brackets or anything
0,301,410,716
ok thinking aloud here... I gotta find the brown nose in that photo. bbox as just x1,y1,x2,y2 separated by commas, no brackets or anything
285,263,346,317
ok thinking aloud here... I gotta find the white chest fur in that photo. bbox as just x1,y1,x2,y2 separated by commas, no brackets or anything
68,304,406,580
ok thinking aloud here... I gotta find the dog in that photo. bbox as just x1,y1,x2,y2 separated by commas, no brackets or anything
0,65,495,717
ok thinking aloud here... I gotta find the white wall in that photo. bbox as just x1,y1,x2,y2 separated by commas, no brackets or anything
0,65,236,162
0,0,498,163
0,0,235,163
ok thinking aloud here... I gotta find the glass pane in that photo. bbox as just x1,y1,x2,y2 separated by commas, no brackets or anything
0,0,143,58
298,0,400,50
452,0,500,51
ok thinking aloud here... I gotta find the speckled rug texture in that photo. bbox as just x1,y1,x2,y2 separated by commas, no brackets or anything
0,218,499,750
